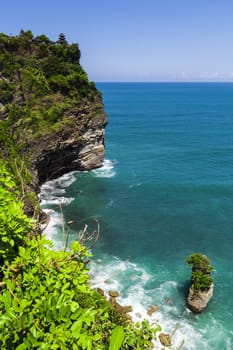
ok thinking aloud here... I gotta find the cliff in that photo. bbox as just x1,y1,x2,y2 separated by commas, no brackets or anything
0,30,107,215
0,31,160,349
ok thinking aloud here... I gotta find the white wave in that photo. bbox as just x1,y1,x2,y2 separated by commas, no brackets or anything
40,171,77,207
42,210,64,250
106,199,114,208
129,182,143,189
41,196,74,206
40,172,78,249
92,159,116,178
41,171,76,194
50,171,78,188
89,255,219,350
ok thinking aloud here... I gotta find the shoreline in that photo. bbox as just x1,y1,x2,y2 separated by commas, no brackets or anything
40,170,193,350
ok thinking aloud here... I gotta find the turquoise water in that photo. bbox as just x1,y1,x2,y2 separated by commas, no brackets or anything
41,83,233,349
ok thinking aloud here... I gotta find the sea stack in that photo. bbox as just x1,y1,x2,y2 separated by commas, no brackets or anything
186,253,214,313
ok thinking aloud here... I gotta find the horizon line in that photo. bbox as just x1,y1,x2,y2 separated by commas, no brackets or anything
95,81,233,84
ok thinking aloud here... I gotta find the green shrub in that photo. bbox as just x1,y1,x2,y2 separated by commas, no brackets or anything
0,161,33,264
0,160,161,349
186,253,213,292
0,80,15,104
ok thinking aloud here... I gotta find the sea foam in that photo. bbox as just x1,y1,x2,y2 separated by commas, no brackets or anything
89,255,217,350
40,172,226,349
92,159,116,178
40,171,77,206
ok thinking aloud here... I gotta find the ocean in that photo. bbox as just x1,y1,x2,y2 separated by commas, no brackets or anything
41,83,233,349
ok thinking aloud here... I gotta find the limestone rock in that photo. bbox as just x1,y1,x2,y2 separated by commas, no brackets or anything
109,297,117,305
95,287,105,296
159,333,171,347
147,305,159,316
121,305,133,313
32,103,107,185
109,290,120,298
187,283,214,313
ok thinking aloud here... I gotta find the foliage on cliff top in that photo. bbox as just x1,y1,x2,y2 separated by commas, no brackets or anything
0,161,33,265
0,30,103,165
0,30,100,105
0,30,105,207
186,253,213,292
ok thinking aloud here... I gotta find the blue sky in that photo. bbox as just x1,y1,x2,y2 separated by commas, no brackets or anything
1,0,233,82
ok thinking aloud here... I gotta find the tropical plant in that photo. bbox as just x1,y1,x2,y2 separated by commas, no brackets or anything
186,253,213,292
0,160,161,349
0,161,33,264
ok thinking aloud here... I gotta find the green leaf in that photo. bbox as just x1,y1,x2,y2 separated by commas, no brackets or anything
71,319,83,338
15,344,27,350
109,326,125,350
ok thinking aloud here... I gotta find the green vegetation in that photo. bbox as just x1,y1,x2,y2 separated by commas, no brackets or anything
0,161,33,265
186,253,213,293
0,160,161,349
0,30,102,185
0,31,161,349
0,30,104,213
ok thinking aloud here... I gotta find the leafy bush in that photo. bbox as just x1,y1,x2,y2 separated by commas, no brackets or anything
0,80,15,104
0,234,160,349
186,253,213,292
0,161,161,349
22,67,49,97
0,161,33,264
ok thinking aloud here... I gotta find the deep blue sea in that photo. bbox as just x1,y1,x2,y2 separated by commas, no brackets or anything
41,83,233,349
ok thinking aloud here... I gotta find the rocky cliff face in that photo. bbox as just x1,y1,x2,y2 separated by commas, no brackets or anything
0,30,107,217
187,283,214,313
30,96,107,185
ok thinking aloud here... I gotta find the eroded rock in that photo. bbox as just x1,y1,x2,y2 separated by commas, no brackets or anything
109,290,120,298
159,333,171,347
147,305,160,316
187,283,214,313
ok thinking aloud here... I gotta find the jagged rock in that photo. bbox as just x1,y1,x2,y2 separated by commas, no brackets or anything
108,298,132,321
32,104,107,185
147,305,159,316
109,290,120,298
109,297,117,305
95,287,105,296
159,333,171,347
121,305,133,313
187,283,214,313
